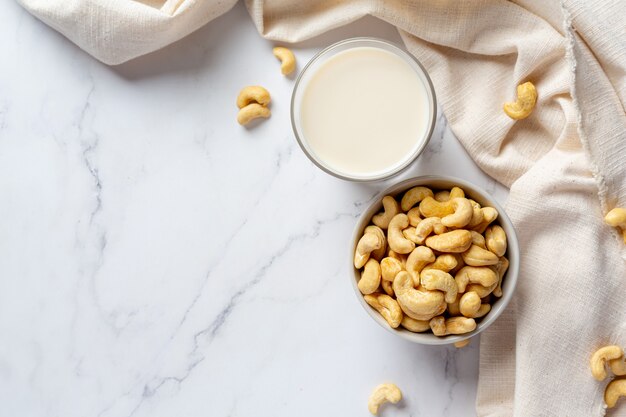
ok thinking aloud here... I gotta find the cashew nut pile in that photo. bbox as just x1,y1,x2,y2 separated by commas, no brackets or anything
590,345,626,408
354,185,509,337
503,81,537,120
236,86,271,125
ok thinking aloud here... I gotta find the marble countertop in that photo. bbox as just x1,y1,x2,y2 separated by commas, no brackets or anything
0,3,508,416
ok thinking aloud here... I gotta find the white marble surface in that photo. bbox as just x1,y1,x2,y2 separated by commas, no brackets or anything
0,3,508,416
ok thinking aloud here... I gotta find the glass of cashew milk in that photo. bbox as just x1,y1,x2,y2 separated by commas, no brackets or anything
291,38,437,181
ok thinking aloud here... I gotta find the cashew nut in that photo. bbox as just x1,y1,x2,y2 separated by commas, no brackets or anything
459,291,491,318
471,207,499,234
441,198,473,228
368,383,402,415
372,196,401,230
459,291,481,317
272,46,296,75
455,266,498,293
605,207,626,244
467,199,484,229
407,207,422,227
434,191,450,202
420,269,458,303
400,316,430,332
466,282,498,298
590,345,624,381
423,188,465,207
454,339,471,348
462,244,499,266
485,225,507,257
387,214,415,254
405,246,435,285
387,250,407,267
605,378,626,409
236,85,271,109
468,231,485,249
429,316,446,336
445,317,477,334
490,256,509,297
425,230,472,253
381,279,394,296
422,254,458,273
611,358,626,376
414,217,447,244
419,196,456,218
393,271,446,321
401,186,434,212
503,81,537,120
364,225,387,261
448,294,461,316
430,316,476,335
402,227,420,244
354,232,383,269
358,258,382,295
364,293,403,328
381,257,403,282
237,103,271,125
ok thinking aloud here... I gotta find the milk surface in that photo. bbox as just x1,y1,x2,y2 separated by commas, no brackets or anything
299,47,430,177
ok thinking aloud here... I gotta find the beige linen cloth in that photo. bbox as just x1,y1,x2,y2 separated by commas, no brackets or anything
18,0,626,415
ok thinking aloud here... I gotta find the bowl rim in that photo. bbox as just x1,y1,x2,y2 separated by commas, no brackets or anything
290,37,438,182
350,175,520,345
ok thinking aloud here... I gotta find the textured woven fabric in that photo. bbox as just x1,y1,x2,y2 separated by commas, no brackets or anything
17,0,626,415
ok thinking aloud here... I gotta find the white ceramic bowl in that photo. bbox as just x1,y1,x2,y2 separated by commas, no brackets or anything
350,176,520,345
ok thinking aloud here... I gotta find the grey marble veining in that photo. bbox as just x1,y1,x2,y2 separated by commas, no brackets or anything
0,2,509,417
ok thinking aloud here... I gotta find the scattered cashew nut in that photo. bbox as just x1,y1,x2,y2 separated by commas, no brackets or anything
590,345,625,381
605,378,626,409
272,46,296,75
368,383,402,415
358,258,381,295
503,81,537,120
236,85,271,109
387,214,415,254
364,293,403,328
605,207,626,244
454,339,471,348
372,196,401,230
425,230,472,253
237,103,271,125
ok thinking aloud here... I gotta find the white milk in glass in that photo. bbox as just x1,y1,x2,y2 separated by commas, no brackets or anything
299,46,431,177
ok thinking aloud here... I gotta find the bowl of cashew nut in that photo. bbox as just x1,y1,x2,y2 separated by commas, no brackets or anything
351,176,519,345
